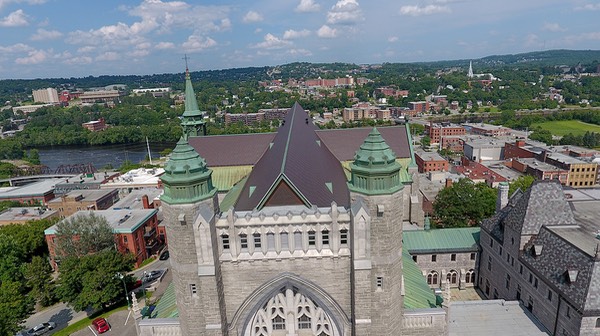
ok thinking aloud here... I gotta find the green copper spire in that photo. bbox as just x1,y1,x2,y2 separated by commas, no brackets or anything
348,127,403,195
181,68,206,138
160,68,215,204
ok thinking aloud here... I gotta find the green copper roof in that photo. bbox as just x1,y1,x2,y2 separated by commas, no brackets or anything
403,227,480,254
183,69,201,118
348,127,403,195
403,249,438,309
150,282,178,319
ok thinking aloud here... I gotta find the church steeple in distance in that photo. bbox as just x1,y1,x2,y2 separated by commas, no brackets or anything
467,61,474,79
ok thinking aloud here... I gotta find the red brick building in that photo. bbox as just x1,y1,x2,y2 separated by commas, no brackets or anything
415,151,449,173
425,122,466,144
82,118,108,132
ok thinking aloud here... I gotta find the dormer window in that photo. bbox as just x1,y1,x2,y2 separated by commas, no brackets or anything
532,245,543,257
561,269,578,284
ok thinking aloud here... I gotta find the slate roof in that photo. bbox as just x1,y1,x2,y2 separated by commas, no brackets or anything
482,181,575,237
187,126,412,167
234,103,350,211
403,227,480,254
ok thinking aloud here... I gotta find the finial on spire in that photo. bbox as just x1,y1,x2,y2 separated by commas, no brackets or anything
183,54,190,72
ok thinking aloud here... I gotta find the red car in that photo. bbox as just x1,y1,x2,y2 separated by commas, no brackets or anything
92,317,110,334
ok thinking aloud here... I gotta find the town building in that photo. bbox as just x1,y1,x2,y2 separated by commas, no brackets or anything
479,181,600,336
454,157,508,187
462,137,506,162
415,151,449,173
544,152,598,188
13,104,53,114
53,171,121,195
507,158,569,185
32,88,59,103
0,207,58,225
79,90,125,104
463,123,511,137
139,69,448,336
0,178,64,205
224,108,289,126
47,189,119,218
425,122,466,148
82,117,108,132
44,206,159,270
100,168,164,195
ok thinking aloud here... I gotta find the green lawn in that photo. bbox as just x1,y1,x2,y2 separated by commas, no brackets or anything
532,120,600,136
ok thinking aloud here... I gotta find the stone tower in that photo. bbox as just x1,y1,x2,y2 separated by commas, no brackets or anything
160,69,224,335
349,128,404,335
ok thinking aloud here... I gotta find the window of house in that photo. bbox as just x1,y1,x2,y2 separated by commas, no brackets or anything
566,306,571,318
534,278,538,289
427,271,438,285
506,274,511,289
447,270,458,284
294,231,302,250
499,246,503,256
267,232,275,251
490,238,494,248
470,253,476,260
221,234,230,251
190,284,197,296
519,264,523,275
451,254,456,261
240,233,248,250
506,253,510,262
431,255,437,262
280,232,289,251
308,230,316,247
321,229,329,246
488,256,492,271
529,273,533,283
548,290,553,301
412,255,417,262
340,228,348,246
376,277,383,289
595,317,600,328
123,236,128,243
253,232,262,250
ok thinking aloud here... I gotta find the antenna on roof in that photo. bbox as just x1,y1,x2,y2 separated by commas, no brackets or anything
182,54,190,71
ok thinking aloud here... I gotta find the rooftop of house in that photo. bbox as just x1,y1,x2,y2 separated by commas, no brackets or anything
47,189,118,204
403,227,480,254
454,160,508,183
415,150,446,161
112,189,162,210
0,178,66,198
44,208,158,235
515,158,566,172
402,249,439,309
101,168,164,187
0,207,57,223
448,300,549,336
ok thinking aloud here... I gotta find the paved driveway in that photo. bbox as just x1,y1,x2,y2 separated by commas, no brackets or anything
70,310,137,336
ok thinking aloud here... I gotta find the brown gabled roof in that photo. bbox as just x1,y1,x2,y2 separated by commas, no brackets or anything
188,126,411,168
188,133,275,166
316,126,411,161
234,103,350,211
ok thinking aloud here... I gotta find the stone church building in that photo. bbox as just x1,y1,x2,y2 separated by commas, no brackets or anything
145,69,446,335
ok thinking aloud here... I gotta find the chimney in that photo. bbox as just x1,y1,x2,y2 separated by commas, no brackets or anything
516,140,525,147
142,195,150,209
497,182,509,212
445,178,453,188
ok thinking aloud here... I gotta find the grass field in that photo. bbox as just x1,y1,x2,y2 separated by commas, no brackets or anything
532,120,600,136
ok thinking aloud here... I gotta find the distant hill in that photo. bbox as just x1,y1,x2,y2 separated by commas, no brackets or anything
479,49,600,66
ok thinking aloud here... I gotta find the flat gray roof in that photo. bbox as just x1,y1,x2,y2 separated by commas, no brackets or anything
546,152,586,164
449,300,549,336
0,207,57,222
516,158,564,172
47,189,117,204
0,178,66,198
45,208,157,235
112,189,163,210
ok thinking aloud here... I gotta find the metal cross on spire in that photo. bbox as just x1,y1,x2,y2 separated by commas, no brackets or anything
183,54,190,71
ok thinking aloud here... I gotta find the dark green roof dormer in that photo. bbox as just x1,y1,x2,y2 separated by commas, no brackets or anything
181,68,206,138
348,127,403,195
160,68,215,204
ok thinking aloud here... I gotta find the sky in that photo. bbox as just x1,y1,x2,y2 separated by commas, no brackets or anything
0,0,599,79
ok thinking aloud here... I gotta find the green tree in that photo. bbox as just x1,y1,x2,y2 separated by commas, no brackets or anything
509,175,535,196
56,250,134,311
433,179,497,227
53,213,115,259
421,135,431,148
23,256,55,307
0,280,34,335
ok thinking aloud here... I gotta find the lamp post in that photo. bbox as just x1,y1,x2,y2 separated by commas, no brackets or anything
116,272,130,308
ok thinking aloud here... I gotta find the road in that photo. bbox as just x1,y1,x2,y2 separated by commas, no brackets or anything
23,256,170,335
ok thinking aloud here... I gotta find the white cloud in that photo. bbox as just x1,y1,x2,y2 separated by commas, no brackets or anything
77,46,95,53
127,49,150,57
252,33,292,49
243,11,263,23
542,22,567,32
96,51,120,61
15,49,48,64
296,0,320,13
30,28,62,41
388,36,398,42
575,3,600,11
399,5,451,16
317,25,337,38
155,41,175,50
327,0,363,25
63,56,92,65
288,48,312,56
0,9,29,27
182,35,217,52
0,43,32,53
283,29,310,39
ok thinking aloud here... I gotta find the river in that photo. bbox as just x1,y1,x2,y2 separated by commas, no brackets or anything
37,142,175,171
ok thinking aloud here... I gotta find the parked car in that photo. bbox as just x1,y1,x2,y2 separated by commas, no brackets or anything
92,317,110,334
159,250,169,260
144,269,164,283
27,322,56,336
